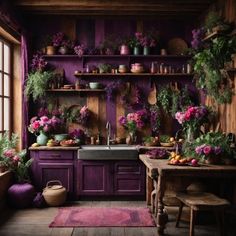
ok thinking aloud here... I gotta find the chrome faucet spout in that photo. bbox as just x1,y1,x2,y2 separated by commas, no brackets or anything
106,121,111,148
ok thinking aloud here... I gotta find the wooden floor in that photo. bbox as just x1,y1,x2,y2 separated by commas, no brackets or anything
0,201,235,236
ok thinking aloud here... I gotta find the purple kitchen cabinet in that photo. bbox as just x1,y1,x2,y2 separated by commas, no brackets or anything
77,160,145,197
77,160,112,196
113,161,145,196
30,150,75,199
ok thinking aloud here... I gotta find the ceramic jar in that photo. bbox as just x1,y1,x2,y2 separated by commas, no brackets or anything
120,45,130,55
133,46,140,55
46,46,56,55
37,131,48,146
58,46,68,55
118,65,127,73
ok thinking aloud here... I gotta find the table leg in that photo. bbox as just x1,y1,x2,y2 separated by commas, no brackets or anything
146,167,153,205
156,174,168,235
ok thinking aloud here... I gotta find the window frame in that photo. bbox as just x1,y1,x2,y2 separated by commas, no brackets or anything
0,36,12,136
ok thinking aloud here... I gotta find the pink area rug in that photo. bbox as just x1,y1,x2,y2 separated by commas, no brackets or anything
49,207,156,227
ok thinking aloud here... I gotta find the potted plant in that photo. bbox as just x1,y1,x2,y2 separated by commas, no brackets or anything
98,63,111,73
175,106,211,143
193,35,236,104
0,132,18,172
25,53,54,101
135,32,157,55
119,109,149,144
183,132,235,164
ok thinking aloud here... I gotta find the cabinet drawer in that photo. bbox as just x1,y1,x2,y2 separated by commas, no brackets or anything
38,151,74,160
115,162,141,174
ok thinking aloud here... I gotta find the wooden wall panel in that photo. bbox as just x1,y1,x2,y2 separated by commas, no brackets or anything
205,0,236,134
87,95,99,135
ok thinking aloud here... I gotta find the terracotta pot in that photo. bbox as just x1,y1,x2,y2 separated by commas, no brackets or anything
46,46,56,55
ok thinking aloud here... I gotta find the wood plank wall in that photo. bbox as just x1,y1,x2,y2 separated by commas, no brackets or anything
205,0,236,134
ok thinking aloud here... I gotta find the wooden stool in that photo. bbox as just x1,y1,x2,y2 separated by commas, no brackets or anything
175,192,230,236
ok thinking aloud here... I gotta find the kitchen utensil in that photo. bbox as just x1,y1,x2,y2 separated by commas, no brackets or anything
148,81,157,105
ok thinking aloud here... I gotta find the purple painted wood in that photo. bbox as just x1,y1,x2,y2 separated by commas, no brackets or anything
113,160,145,196
38,150,74,160
77,160,112,196
77,160,145,197
30,151,75,198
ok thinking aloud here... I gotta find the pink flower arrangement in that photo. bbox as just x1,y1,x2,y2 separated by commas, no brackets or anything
77,106,90,126
119,109,149,133
175,106,209,129
28,114,63,135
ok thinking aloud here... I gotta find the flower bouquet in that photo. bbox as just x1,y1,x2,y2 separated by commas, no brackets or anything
175,106,211,142
183,132,235,164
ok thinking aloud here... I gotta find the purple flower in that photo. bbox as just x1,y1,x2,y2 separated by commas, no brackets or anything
31,53,47,72
214,146,222,155
69,129,85,143
74,44,85,57
195,146,203,155
119,116,127,126
52,32,65,47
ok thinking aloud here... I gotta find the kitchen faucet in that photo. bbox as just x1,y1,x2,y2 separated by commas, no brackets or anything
106,121,111,148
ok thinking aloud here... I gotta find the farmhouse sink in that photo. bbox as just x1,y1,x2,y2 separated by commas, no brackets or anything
78,145,138,160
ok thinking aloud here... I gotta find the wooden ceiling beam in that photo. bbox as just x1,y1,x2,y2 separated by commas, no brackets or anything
14,0,215,16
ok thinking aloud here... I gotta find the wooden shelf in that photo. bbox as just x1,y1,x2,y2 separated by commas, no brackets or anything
43,54,191,59
46,89,105,92
226,68,236,73
74,72,193,77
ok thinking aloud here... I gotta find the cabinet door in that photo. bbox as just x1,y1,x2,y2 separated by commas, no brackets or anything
37,162,74,198
113,161,145,196
77,160,111,196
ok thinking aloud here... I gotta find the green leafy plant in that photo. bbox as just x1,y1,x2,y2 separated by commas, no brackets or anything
204,11,222,32
159,134,171,143
193,36,236,103
98,63,111,73
157,85,193,116
25,71,54,101
0,133,32,182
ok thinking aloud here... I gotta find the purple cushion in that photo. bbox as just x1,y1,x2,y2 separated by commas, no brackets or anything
8,183,36,208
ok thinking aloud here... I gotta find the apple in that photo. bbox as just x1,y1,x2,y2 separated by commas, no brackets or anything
191,159,199,166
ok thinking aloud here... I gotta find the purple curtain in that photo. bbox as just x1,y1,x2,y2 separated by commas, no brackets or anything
21,34,29,148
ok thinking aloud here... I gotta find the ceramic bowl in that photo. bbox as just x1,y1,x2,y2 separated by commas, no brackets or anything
89,82,100,89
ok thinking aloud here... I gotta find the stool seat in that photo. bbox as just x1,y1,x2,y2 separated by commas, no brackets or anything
175,192,230,236
176,192,230,211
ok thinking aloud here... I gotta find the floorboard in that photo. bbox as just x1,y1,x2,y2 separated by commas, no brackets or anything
0,201,235,236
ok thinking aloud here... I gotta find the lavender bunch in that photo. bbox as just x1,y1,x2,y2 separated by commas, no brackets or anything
31,53,47,72
74,44,86,57
105,81,122,101
76,106,90,126
149,105,160,135
146,148,168,159
191,28,205,50
52,32,65,47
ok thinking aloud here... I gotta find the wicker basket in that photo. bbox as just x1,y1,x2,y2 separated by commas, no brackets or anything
42,180,67,207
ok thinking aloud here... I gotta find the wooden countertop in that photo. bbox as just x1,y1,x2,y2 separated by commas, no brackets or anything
29,145,175,151
29,146,80,150
139,154,236,178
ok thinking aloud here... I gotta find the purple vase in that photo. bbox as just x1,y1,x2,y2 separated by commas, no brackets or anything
8,183,36,208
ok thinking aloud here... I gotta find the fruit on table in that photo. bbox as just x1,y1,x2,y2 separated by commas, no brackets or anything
31,143,39,147
191,158,199,166
168,152,188,165
47,139,59,147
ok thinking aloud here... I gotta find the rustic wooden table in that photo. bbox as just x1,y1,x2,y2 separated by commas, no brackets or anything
139,154,236,235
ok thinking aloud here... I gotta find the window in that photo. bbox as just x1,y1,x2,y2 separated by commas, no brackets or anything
0,37,11,136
